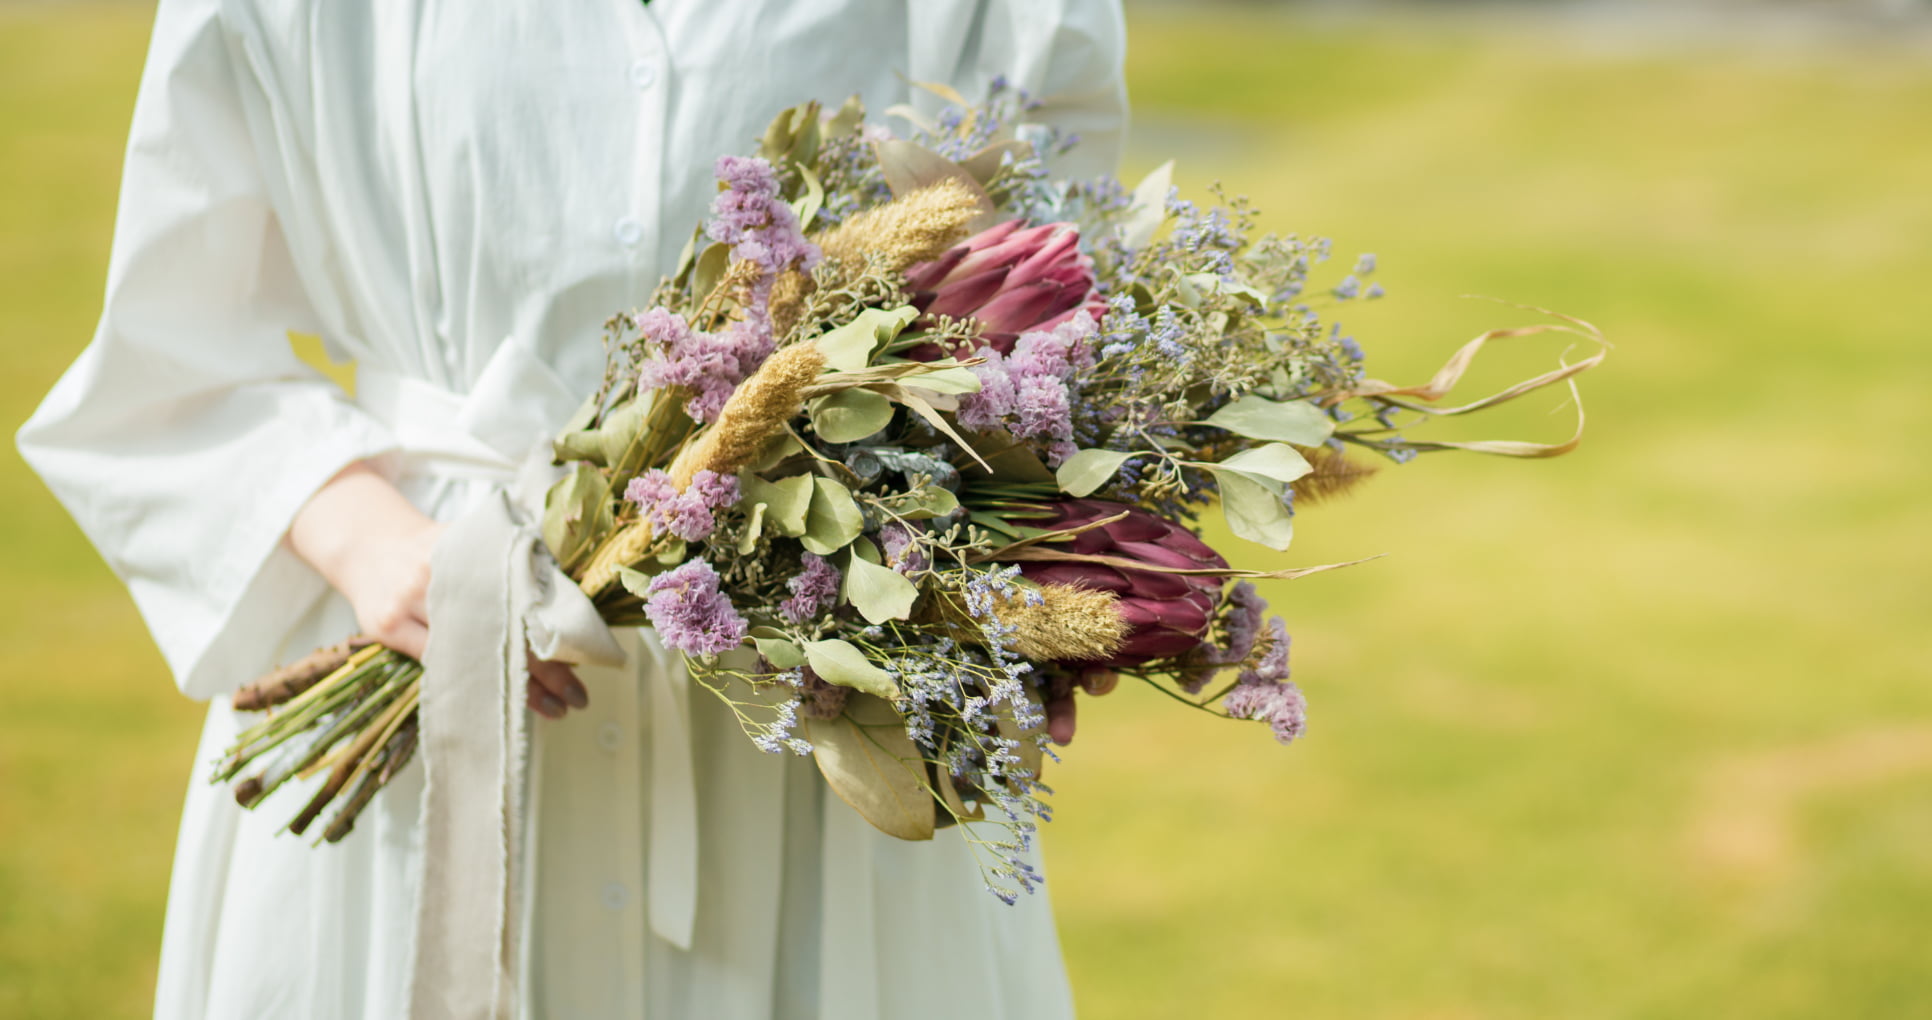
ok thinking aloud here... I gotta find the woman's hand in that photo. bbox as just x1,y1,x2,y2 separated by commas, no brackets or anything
1044,668,1119,746
288,461,588,719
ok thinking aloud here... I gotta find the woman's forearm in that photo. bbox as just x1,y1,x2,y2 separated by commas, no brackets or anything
287,461,441,660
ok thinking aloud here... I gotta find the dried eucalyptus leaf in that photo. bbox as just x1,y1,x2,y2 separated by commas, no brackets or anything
1211,468,1295,551
1123,160,1174,249
742,474,813,536
1203,395,1335,447
540,464,611,571
958,140,1031,186
805,692,933,841
690,242,731,310
792,163,825,231
1217,442,1314,485
750,629,806,670
1055,448,1133,497
737,502,767,556
801,476,864,555
617,566,655,600
809,388,895,444
892,363,981,395
842,546,919,624
823,95,865,138
818,306,920,373
802,639,900,701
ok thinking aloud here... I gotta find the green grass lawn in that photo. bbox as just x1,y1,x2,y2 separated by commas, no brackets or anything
4,4,1930,1017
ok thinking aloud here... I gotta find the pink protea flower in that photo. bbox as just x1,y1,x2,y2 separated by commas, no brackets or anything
905,220,1106,355
1004,499,1228,665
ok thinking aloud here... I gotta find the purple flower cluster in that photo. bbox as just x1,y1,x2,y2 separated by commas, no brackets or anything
623,468,740,542
634,309,774,423
1221,616,1303,743
956,311,1099,466
879,522,929,576
643,560,749,656
1224,678,1307,745
706,155,820,283
1240,617,1292,685
779,553,841,624
1207,582,1266,667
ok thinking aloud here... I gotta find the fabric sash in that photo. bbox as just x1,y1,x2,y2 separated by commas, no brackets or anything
358,340,702,1019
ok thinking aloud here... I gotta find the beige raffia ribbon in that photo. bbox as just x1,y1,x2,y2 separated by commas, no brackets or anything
406,483,625,1019
360,341,702,1015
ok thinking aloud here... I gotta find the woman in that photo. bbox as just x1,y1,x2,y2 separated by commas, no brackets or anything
19,1,1128,1016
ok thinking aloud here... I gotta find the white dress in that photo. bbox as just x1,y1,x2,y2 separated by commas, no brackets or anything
16,1,1128,1016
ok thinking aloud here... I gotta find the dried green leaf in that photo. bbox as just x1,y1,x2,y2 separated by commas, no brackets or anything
1203,395,1335,447
802,639,900,701
690,242,730,310
809,388,895,444
742,474,813,536
842,543,919,624
805,692,933,840
801,476,864,555
749,627,806,670
1123,160,1174,249
817,306,920,373
1211,468,1296,550
1055,448,1134,497
1217,443,1314,485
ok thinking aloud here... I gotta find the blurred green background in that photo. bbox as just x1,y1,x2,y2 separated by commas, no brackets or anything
5,2,1931,1017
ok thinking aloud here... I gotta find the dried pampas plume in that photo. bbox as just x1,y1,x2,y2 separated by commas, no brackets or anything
941,583,1128,663
767,178,981,335
581,340,827,597
1290,446,1379,508
818,177,982,281
669,339,825,486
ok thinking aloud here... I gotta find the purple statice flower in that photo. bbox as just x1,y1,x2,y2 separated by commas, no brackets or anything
644,560,749,656
705,155,821,280
1224,678,1307,745
779,552,841,624
1238,617,1292,685
1207,581,1266,667
635,310,775,424
879,522,929,576
956,311,1097,465
686,469,740,511
957,349,1016,430
623,468,739,542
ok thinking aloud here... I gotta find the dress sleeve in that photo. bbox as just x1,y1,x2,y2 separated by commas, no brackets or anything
16,0,397,700
1014,0,1131,180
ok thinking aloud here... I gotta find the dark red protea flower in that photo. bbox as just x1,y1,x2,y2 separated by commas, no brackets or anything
1004,499,1227,666
905,220,1106,355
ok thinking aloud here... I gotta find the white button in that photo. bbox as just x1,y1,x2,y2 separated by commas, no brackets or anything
612,217,643,247
601,881,629,911
628,59,657,90
597,722,622,752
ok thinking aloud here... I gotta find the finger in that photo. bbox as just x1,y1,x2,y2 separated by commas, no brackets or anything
1046,692,1077,746
1077,669,1119,697
526,683,566,720
385,618,430,662
527,654,588,710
